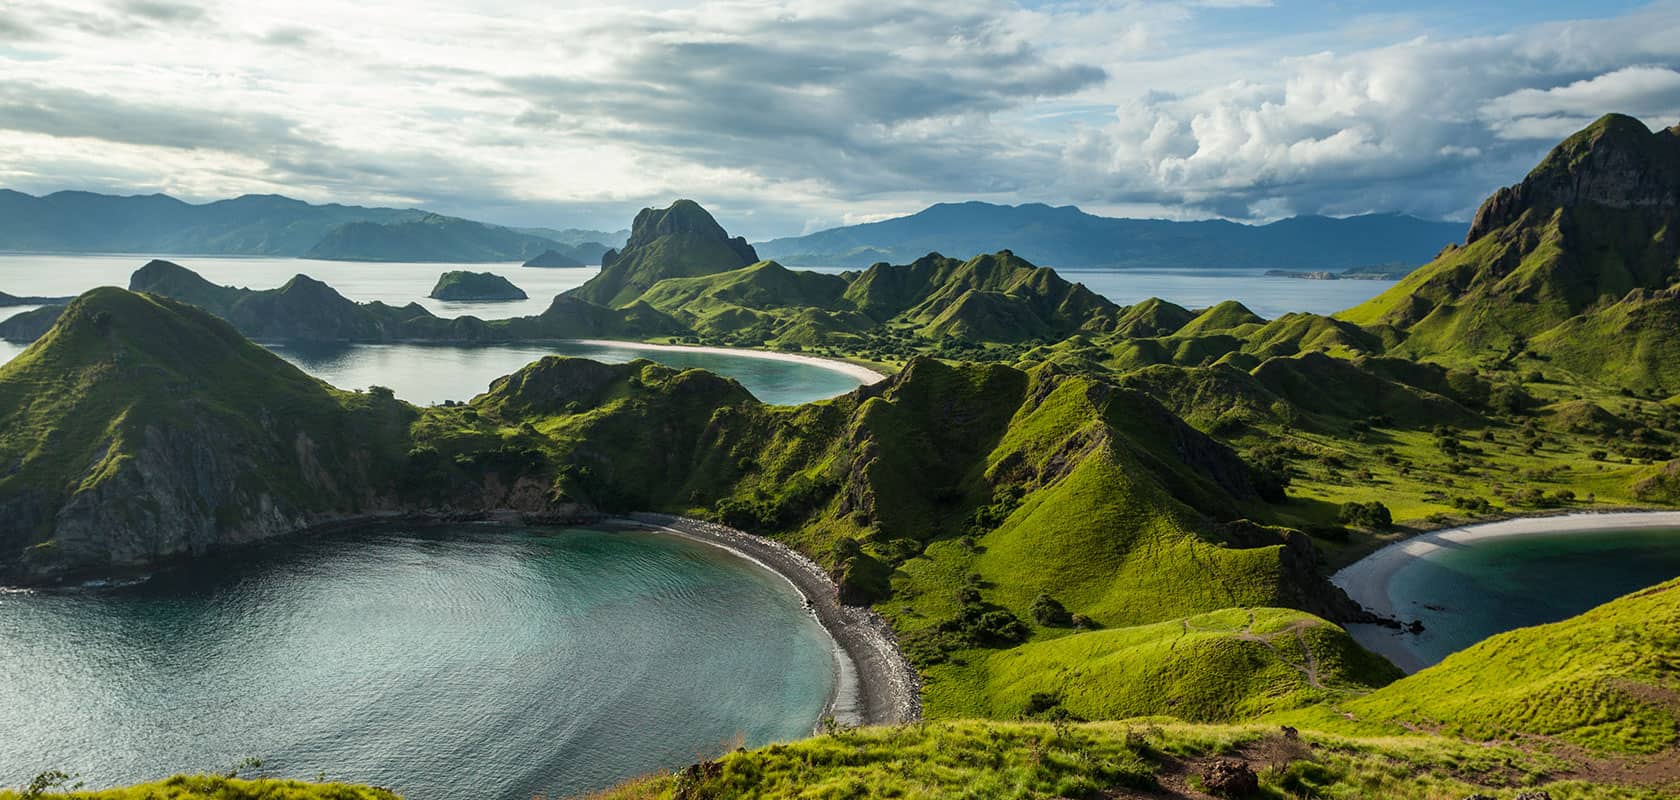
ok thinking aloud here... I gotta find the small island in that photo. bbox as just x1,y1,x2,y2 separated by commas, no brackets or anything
0,290,73,306
427,270,529,301
523,249,586,268
1265,263,1415,281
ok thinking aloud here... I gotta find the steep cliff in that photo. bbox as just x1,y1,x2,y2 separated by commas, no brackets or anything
0,289,413,581
566,200,759,307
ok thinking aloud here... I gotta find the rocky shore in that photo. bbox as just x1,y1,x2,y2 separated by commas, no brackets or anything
616,512,921,728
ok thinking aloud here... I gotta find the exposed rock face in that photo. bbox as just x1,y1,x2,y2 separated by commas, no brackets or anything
567,200,760,307
620,200,758,263
1467,115,1680,243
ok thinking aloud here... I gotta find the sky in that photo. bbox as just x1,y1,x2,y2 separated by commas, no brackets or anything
1,1,1678,240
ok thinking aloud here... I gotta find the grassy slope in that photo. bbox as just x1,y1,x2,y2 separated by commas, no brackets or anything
0,776,399,800
0,289,410,573
931,608,1399,721
591,719,1660,800
1337,578,1680,754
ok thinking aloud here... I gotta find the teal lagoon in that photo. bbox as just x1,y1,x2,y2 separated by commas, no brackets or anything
0,526,837,799
1339,520,1680,671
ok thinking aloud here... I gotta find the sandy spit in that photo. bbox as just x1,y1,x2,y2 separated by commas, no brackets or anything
611,513,921,729
566,339,889,385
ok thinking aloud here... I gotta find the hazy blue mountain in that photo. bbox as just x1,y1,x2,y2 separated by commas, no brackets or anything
304,213,568,262
0,190,607,263
0,190,425,255
515,226,628,247
754,202,1466,269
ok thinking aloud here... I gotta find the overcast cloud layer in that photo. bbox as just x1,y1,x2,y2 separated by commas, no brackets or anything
1,0,1677,237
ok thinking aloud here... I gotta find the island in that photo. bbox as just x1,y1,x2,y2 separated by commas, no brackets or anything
427,270,529,301
4,115,1680,799
522,248,586,268
0,290,72,306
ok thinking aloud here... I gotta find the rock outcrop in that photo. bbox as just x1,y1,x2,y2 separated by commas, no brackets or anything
567,200,759,307
1467,114,1680,243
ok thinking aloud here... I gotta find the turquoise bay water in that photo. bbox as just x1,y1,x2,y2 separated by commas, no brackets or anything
0,336,865,406
0,526,835,799
1362,527,1680,669
264,340,869,405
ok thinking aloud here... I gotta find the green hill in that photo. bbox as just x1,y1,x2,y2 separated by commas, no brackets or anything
0,289,412,583
427,270,528,301
1343,577,1680,754
1339,114,1680,390
567,200,760,307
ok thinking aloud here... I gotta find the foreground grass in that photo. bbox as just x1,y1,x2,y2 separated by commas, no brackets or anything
1336,578,1680,754
585,719,1668,800
0,775,398,800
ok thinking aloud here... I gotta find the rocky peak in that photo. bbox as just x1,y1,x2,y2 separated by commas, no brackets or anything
1467,114,1680,243
617,199,758,264
568,200,761,307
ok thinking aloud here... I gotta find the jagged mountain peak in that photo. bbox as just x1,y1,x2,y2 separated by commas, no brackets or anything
1467,113,1680,242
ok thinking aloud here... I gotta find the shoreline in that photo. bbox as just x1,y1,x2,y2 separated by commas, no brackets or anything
3,507,925,731
1333,510,1680,672
567,338,889,385
611,512,921,729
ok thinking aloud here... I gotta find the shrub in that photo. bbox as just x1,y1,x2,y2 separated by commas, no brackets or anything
1338,501,1393,530
1030,593,1072,627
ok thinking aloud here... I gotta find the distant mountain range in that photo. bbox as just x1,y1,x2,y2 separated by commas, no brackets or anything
0,190,620,264
755,202,1467,269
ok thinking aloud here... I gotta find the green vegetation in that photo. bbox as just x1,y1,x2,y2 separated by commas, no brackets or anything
590,719,1663,800
0,288,413,582
1341,577,1680,754
0,775,399,800
426,271,528,301
9,116,1680,797
568,200,761,307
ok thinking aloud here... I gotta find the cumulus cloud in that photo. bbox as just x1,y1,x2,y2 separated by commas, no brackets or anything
0,0,1676,235
1060,7,1680,219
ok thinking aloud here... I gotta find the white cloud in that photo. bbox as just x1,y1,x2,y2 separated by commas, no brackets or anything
0,0,1675,236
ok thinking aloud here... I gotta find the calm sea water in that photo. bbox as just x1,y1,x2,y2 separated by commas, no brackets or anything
1353,527,1680,670
0,254,596,319
0,526,835,799
0,255,1397,323
0,255,1396,401
264,341,869,405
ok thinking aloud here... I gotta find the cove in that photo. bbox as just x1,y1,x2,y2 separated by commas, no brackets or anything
0,525,837,799
259,340,874,405
1334,512,1680,673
